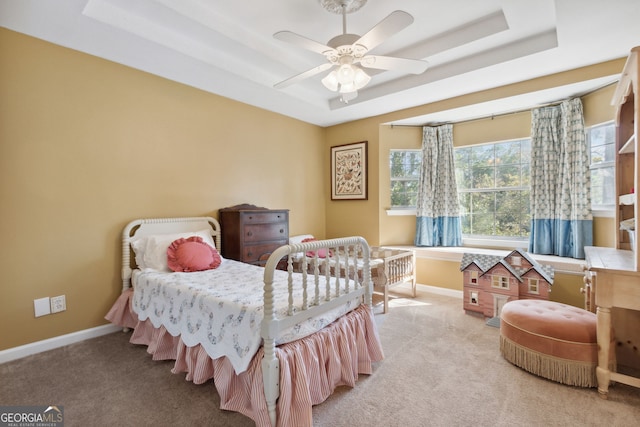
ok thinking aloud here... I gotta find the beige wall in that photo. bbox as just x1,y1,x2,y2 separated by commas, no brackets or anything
0,26,627,351
0,29,327,350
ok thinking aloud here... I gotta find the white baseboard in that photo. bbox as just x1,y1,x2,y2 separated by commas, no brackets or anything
417,283,463,299
393,281,463,299
0,323,121,364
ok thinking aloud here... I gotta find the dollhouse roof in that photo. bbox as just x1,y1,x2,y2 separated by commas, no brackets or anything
460,249,554,285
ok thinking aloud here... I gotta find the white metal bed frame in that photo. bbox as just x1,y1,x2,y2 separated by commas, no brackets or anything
121,216,373,427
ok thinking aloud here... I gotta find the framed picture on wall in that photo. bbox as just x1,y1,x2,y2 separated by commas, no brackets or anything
331,141,368,200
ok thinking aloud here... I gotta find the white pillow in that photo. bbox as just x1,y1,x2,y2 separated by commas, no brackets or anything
289,234,315,245
131,229,220,271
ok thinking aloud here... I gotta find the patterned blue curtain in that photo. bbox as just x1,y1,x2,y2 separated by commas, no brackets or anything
415,124,462,246
529,98,593,259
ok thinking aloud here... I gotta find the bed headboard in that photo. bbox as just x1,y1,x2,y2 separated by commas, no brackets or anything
121,216,222,291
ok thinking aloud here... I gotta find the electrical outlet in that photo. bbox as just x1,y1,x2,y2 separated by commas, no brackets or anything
51,295,66,313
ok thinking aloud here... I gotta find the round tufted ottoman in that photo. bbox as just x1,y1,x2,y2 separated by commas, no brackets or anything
500,299,598,387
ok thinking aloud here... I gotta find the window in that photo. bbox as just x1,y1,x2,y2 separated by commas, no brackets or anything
470,271,478,284
388,124,612,235
492,275,509,289
470,291,479,305
390,150,421,208
588,122,616,211
455,139,531,239
528,277,539,294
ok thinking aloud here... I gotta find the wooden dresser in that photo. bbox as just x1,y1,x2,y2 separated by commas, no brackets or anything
218,204,289,266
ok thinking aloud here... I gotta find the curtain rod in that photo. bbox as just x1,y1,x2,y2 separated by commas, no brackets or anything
388,80,618,128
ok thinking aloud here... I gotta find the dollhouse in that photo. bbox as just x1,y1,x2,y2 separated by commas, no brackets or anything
460,249,553,319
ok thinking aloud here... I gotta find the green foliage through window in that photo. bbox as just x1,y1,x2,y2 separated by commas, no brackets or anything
588,122,615,209
455,139,531,239
390,150,421,208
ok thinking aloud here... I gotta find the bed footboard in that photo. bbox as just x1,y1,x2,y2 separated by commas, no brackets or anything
261,236,372,427
371,247,416,313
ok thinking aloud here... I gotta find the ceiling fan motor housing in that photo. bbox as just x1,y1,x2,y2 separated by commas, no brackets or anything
326,34,367,63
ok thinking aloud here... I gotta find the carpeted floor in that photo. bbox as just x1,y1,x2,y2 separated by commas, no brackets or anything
2,288,639,426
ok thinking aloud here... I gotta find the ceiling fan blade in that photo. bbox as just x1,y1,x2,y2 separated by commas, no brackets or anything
354,10,414,52
360,55,429,74
274,63,334,89
274,31,336,56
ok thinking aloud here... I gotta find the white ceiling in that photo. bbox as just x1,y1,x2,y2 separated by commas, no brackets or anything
1,0,639,127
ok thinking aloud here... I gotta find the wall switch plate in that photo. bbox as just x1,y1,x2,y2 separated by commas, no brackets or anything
51,295,66,313
34,297,51,317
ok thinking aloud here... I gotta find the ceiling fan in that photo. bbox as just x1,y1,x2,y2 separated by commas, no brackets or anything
273,0,429,103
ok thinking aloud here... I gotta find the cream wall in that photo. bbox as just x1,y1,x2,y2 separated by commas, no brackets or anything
0,29,327,350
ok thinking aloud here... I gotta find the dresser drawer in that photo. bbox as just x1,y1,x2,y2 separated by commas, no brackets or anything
244,223,288,242
243,242,284,264
241,211,287,224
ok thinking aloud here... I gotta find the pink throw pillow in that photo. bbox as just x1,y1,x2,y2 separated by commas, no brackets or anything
167,236,222,272
301,237,331,258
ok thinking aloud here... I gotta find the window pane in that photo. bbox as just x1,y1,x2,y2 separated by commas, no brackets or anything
471,212,495,235
588,122,616,210
455,147,471,165
591,167,615,206
495,140,521,165
472,192,496,214
496,190,529,237
458,192,470,216
472,166,494,188
390,151,421,178
521,163,530,186
390,150,421,208
471,145,494,166
496,165,521,187
456,168,471,190
391,180,418,207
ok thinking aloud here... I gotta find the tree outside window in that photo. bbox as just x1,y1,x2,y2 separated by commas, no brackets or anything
455,139,531,239
390,149,421,208
588,122,615,210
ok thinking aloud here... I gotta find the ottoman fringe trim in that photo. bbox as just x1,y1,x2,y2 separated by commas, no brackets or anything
500,335,597,387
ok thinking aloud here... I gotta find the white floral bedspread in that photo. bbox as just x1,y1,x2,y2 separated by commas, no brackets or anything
131,259,359,374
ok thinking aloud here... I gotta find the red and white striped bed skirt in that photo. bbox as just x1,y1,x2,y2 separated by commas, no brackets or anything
105,289,384,426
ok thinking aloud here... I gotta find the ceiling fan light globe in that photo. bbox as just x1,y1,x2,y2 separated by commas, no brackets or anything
353,67,371,89
339,82,356,93
337,64,356,85
321,70,339,91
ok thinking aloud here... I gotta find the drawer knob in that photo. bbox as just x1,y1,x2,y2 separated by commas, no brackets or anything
280,229,284,233
247,231,253,236
248,251,253,257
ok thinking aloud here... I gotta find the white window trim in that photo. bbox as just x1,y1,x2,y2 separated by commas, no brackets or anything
386,208,417,216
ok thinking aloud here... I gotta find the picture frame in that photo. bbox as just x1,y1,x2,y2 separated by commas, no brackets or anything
331,141,368,200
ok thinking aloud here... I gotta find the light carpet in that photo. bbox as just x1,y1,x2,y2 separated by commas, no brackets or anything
1,289,639,426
